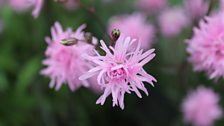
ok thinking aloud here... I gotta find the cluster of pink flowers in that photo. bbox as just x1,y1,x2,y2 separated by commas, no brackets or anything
35,0,224,117
186,12,224,79
41,22,99,91
158,7,189,37
182,86,222,126
155,0,209,38
41,21,157,109
108,13,155,49
9,0,44,18
79,36,157,109
138,0,167,13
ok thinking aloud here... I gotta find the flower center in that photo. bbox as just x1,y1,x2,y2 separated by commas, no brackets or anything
108,67,127,81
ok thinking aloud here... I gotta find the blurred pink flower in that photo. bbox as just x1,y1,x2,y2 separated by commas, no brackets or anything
79,36,157,109
108,13,155,49
41,22,97,91
31,0,44,18
9,0,30,11
186,12,224,79
0,0,4,4
182,86,222,126
0,0,6,9
221,0,224,10
9,0,44,18
63,0,77,10
158,7,189,37
184,0,209,20
138,0,167,13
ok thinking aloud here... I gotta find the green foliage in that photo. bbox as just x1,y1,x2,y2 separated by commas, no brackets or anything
15,57,41,93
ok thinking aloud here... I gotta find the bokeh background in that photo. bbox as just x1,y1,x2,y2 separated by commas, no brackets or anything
0,0,224,126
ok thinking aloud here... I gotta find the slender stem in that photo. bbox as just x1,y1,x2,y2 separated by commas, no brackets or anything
77,0,112,42
177,59,189,93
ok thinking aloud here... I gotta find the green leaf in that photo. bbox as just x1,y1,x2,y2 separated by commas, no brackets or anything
15,57,41,93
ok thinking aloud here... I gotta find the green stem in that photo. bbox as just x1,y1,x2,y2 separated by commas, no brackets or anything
77,0,112,42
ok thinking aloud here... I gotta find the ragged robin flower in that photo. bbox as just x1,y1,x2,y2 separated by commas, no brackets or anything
79,34,157,109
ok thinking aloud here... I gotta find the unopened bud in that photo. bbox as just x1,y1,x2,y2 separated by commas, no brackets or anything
84,32,93,44
61,38,78,46
111,28,120,41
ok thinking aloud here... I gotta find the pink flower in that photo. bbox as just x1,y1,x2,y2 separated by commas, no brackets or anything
182,86,222,126
0,0,6,9
158,7,189,37
186,12,224,79
184,0,209,20
9,0,44,18
31,0,44,18
108,13,155,50
9,0,30,11
41,22,97,91
63,0,77,10
79,36,157,109
220,0,224,10
138,0,167,13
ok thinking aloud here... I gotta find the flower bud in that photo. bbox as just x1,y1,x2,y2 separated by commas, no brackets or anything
84,32,93,44
60,38,78,46
111,28,120,41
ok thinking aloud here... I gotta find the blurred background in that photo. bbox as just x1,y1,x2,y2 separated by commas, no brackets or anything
0,0,224,126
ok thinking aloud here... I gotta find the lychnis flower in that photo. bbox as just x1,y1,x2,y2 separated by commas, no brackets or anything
108,13,155,50
9,0,44,18
158,7,189,37
187,12,224,79
138,0,167,13
220,0,224,10
182,86,222,126
184,0,208,21
41,22,97,91
79,36,157,109
63,0,77,10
